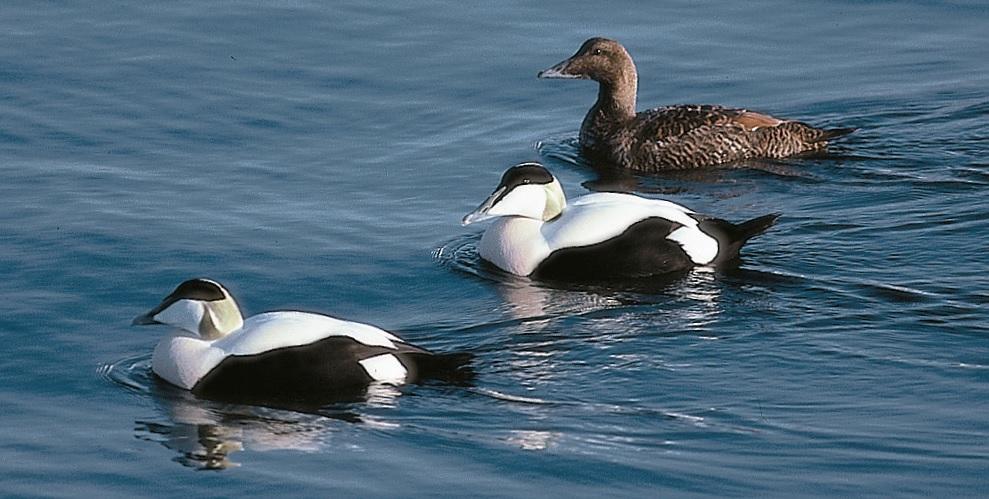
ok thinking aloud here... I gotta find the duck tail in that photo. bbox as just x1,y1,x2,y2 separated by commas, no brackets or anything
733,213,781,244
408,352,475,384
698,213,780,266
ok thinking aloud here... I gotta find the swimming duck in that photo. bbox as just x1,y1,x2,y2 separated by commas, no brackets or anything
462,162,779,279
133,279,472,402
538,37,855,170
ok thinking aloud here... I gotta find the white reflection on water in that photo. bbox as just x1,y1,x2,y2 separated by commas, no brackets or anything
669,269,724,337
136,399,338,469
105,357,400,470
505,430,559,451
495,279,622,320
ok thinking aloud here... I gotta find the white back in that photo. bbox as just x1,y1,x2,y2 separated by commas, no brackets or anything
544,193,719,264
215,311,402,355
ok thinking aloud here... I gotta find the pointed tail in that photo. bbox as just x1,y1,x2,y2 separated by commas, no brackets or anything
408,352,475,384
734,213,781,244
697,213,780,266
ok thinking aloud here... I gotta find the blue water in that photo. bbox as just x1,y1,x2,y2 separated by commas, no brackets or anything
2,0,987,496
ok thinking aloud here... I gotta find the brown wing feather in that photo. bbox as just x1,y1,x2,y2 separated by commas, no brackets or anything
635,105,785,137
732,111,783,131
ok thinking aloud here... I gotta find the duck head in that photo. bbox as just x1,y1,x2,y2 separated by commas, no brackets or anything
133,278,244,340
462,162,566,225
538,37,636,88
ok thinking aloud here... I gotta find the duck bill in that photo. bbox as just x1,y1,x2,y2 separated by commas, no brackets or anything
537,58,585,79
461,187,506,226
131,309,161,326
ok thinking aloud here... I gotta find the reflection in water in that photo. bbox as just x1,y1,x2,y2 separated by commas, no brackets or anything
437,232,733,347
105,358,400,470
494,272,724,388
437,233,739,425
496,279,620,320
505,430,559,451
672,269,725,335
136,419,244,470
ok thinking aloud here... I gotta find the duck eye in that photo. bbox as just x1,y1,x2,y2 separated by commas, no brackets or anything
593,48,603,56
522,179,531,184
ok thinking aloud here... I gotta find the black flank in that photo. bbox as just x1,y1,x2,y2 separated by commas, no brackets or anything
189,336,474,404
192,336,381,402
534,217,695,280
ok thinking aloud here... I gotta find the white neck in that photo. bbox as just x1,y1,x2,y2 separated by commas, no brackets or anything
542,179,567,221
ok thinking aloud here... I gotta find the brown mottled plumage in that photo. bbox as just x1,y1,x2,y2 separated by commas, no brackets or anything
538,38,855,170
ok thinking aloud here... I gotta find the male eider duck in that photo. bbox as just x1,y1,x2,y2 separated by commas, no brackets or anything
133,279,472,402
462,162,779,280
538,37,855,170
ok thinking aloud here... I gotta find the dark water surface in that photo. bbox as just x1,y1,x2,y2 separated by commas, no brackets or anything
2,1,987,496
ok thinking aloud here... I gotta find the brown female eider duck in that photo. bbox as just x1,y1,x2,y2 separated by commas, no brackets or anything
538,37,855,170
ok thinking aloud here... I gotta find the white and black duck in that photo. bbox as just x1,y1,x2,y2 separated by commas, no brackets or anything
538,37,855,170
132,279,472,402
462,162,779,280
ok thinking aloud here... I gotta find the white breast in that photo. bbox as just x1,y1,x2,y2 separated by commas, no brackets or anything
152,331,224,390
478,217,551,276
